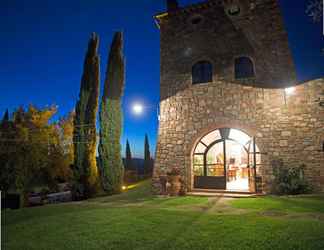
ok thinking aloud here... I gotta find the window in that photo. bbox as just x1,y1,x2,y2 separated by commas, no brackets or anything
193,128,261,191
192,61,213,84
235,57,255,79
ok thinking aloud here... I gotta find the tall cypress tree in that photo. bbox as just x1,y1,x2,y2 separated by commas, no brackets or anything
98,32,125,194
2,109,9,123
125,139,133,171
144,134,152,176
73,33,100,199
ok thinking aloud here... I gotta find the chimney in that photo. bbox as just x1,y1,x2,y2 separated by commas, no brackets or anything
167,0,179,12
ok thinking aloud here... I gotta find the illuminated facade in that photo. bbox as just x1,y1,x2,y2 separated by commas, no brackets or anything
153,0,324,193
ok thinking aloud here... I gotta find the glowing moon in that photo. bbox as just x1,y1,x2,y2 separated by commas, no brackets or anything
132,103,144,115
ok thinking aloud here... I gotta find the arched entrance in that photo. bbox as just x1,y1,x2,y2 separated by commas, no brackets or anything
192,128,260,192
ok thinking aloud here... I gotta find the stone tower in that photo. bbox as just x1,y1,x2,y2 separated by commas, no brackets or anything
156,0,296,100
153,0,324,194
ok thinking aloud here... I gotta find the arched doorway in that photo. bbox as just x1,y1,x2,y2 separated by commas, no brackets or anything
192,128,260,192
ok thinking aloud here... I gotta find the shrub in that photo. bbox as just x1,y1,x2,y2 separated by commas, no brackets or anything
271,159,312,195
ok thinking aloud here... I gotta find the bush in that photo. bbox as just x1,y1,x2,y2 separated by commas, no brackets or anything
271,159,312,195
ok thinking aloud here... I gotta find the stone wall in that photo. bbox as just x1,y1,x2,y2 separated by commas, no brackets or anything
157,0,296,100
153,78,324,193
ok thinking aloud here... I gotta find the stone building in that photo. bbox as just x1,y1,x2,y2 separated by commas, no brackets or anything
153,0,324,193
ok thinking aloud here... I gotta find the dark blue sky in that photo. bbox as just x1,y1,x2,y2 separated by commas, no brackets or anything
0,0,323,157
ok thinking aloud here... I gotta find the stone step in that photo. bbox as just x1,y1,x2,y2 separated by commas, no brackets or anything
188,190,264,198
192,188,252,194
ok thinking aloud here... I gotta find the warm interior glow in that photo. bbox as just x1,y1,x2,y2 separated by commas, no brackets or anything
229,129,251,146
285,87,295,95
132,103,143,115
122,186,127,191
193,128,260,192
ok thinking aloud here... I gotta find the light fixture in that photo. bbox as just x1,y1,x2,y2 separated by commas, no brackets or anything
132,103,144,115
122,185,127,191
285,87,295,95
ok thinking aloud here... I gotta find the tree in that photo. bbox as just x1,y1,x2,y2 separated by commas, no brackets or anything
306,0,324,54
124,139,138,183
143,134,153,176
48,112,74,184
2,109,9,122
306,0,323,23
0,109,15,196
9,105,58,206
98,32,125,194
125,139,133,171
0,106,75,207
73,33,100,199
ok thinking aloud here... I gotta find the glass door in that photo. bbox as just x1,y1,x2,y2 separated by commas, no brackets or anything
194,140,226,189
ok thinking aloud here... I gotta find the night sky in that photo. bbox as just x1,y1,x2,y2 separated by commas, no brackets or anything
0,0,323,158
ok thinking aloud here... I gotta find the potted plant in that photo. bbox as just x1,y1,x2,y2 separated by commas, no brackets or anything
167,167,181,196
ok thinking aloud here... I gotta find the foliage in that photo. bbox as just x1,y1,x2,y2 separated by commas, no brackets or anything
306,0,323,23
125,139,133,171
98,32,125,194
73,33,100,199
124,139,137,183
0,110,15,194
306,0,324,54
271,159,312,195
143,134,153,176
0,105,74,206
53,112,74,182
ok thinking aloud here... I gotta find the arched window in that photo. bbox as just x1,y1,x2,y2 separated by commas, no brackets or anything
192,128,261,191
235,57,255,79
192,61,213,84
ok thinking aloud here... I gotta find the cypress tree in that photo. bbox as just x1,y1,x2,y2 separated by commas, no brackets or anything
143,134,152,176
98,32,125,194
125,139,133,171
2,109,9,123
73,33,100,199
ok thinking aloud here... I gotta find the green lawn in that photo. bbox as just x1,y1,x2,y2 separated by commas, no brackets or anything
3,181,324,250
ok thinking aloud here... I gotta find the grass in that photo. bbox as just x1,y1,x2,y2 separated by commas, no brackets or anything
2,180,324,250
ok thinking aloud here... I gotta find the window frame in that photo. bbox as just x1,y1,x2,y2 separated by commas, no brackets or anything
234,56,256,80
193,128,261,178
192,60,213,85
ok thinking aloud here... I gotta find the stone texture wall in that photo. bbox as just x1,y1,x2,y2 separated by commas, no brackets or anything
153,0,323,193
153,79,324,193
157,0,296,100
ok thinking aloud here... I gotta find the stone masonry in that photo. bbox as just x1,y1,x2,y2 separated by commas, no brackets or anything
153,78,324,193
153,0,324,193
